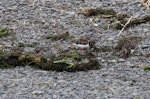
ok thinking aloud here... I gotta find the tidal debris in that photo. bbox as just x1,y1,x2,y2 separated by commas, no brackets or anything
81,7,150,30
82,7,116,17
0,50,100,72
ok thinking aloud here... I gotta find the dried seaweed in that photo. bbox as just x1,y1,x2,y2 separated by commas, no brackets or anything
0,50,100,72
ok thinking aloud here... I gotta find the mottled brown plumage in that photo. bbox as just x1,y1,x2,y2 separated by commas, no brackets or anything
121,43,135,58
74,36,96,49
75,36,90,44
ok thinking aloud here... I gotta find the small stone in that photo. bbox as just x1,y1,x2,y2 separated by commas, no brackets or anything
47,90,53,94
118,58,125,62
143,28,149,33
110,59,117,63
53,94,58,98
142,45,150,49
101,59,106,62
32,91,44,95
108,37,114,41
65,11,75,16
93,23,98,26
126,61,131,64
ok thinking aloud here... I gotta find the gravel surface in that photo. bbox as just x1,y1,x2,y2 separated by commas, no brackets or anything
0,0,150,98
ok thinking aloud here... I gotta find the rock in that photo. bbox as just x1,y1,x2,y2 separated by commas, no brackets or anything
110,59,117,63
108,37,115,41
32,91,44,95
118,58,125,62
143,28,149,33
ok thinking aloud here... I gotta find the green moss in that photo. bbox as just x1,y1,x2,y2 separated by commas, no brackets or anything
0,27,11,37
143,66,150,70
53,59,75,69
71,52,82,61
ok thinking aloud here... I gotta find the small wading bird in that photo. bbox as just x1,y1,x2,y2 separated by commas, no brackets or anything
72,36,96,55
120,43,136,58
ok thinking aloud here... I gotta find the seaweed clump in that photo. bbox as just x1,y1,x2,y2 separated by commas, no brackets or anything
40,57,99,72
0,53,19,68
0,52,42,69
0,50,100,72
81,7,150,30
109,15,150,30
39,51,100,72
143,65,150,70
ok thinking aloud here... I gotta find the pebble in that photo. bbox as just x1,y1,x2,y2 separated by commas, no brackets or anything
110,59,117,63
118,58,126,62
143,28,149,33
108,37,114,41
32,91,44,95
